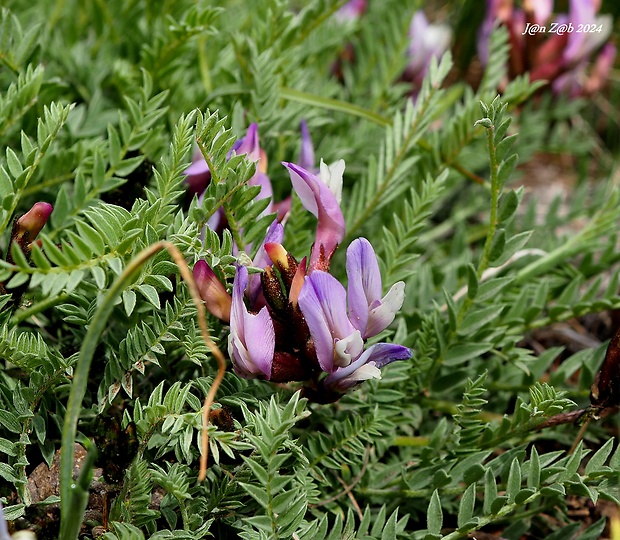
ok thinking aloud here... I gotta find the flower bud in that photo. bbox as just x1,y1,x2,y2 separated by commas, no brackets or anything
13,202,53,243
8,202,53,264
193,260,232,322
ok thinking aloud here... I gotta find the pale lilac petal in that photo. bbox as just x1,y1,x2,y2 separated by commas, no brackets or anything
366,281,406,338
298,271,356,372
283,162,345,270
407,11,451,83
235,123,260,162
299,120,315,171
334,330,364,367
184,158,209,176
328,364,382,391
335,0,367,22
249,171,274,207
563,0,611,66
284,162,319,215
346,238,382,335
229,266,274,379
324,343,412,391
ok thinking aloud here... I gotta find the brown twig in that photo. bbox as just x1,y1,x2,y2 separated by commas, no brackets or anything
534,405,618,431
160,242,227,482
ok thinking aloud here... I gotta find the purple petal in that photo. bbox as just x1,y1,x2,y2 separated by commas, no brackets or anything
335,0,367,22
478,0,508,65
235,123,261,162
299,120,316,172
229,266,274,378
298,271,356,372
563,0,611,66
324,343,411,391
407,11,451,84
283,162,345,270
249,171,274,207
346,238,382,335
366,282,405,338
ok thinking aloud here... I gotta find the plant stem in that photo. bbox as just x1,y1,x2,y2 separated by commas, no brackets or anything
476,123,500,281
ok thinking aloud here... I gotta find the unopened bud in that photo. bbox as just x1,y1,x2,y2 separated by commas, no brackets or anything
14,202,53,242
193,260,232,322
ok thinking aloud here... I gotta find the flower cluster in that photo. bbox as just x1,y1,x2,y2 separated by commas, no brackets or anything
478,0,616,97
192,141,411,402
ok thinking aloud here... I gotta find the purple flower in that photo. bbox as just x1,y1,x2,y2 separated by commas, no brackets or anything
283,160,345,272
405,11,452,89
228,265,275,379
298,268,410,392
297,239,410,393
324,342,412,392
186,123,273,205
335,0,367,23
346,238,405,339
478,0,614,97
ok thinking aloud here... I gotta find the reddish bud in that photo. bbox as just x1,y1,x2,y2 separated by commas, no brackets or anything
15,202,53,240
193,260,232,322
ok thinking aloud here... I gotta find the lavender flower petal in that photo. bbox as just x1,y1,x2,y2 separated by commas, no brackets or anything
228,266,274,379
298,271,357,372
299,120,316,171
324,343,412,391
283,161,345,270
346,238,405,338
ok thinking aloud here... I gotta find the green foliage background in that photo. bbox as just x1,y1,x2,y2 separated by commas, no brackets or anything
0,0,619,538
